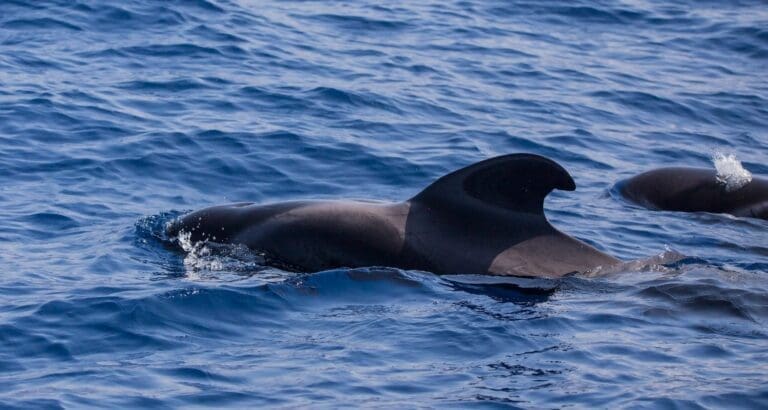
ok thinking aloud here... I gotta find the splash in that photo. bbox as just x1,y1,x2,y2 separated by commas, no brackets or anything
174,230,268,279
712,152,752,192
176,231,223,271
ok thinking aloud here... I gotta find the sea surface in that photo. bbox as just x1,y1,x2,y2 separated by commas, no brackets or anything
1,0,767,408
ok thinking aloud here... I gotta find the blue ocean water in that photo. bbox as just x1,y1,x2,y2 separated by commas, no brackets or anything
1,0,767,407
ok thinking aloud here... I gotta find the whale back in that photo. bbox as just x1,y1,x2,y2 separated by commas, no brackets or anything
412,153,576,216
167,153,619,278
619,167,768,220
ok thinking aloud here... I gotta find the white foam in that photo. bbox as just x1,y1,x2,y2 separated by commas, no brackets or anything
712,152,752,192
171,230,272,281
176,231,224,271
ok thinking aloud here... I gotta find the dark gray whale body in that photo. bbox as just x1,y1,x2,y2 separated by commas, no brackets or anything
167,154,619,278
618,167,768,220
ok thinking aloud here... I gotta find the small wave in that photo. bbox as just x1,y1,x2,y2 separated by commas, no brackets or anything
121,43,225,58
306,87,404,114
188,24,247,43
237,86,311,111
706,29,768,59
307,13,411,32
2,17,82,31
584,248,689,278
549,6,641,24
443,275,557,304
6,52,64,70
590,90,703,123
180,0,225,13
21,212,80,231
117,78,211,92
712,152,752,192
637,278,766,323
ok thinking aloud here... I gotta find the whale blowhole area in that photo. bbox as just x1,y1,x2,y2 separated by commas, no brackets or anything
712,152,752,192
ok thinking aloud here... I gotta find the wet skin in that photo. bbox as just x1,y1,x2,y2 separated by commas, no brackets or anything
618,167,768,220
168,154,620,278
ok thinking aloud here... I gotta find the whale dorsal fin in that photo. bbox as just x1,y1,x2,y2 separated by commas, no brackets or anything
412,153,576,215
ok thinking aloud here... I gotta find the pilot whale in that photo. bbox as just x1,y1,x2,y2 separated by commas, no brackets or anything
167,153,620,278
617,167,768,220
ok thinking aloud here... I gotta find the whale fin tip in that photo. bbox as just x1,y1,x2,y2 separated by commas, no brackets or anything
414,153,576,214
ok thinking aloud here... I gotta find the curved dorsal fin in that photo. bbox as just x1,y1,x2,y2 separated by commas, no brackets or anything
412,153,576,214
